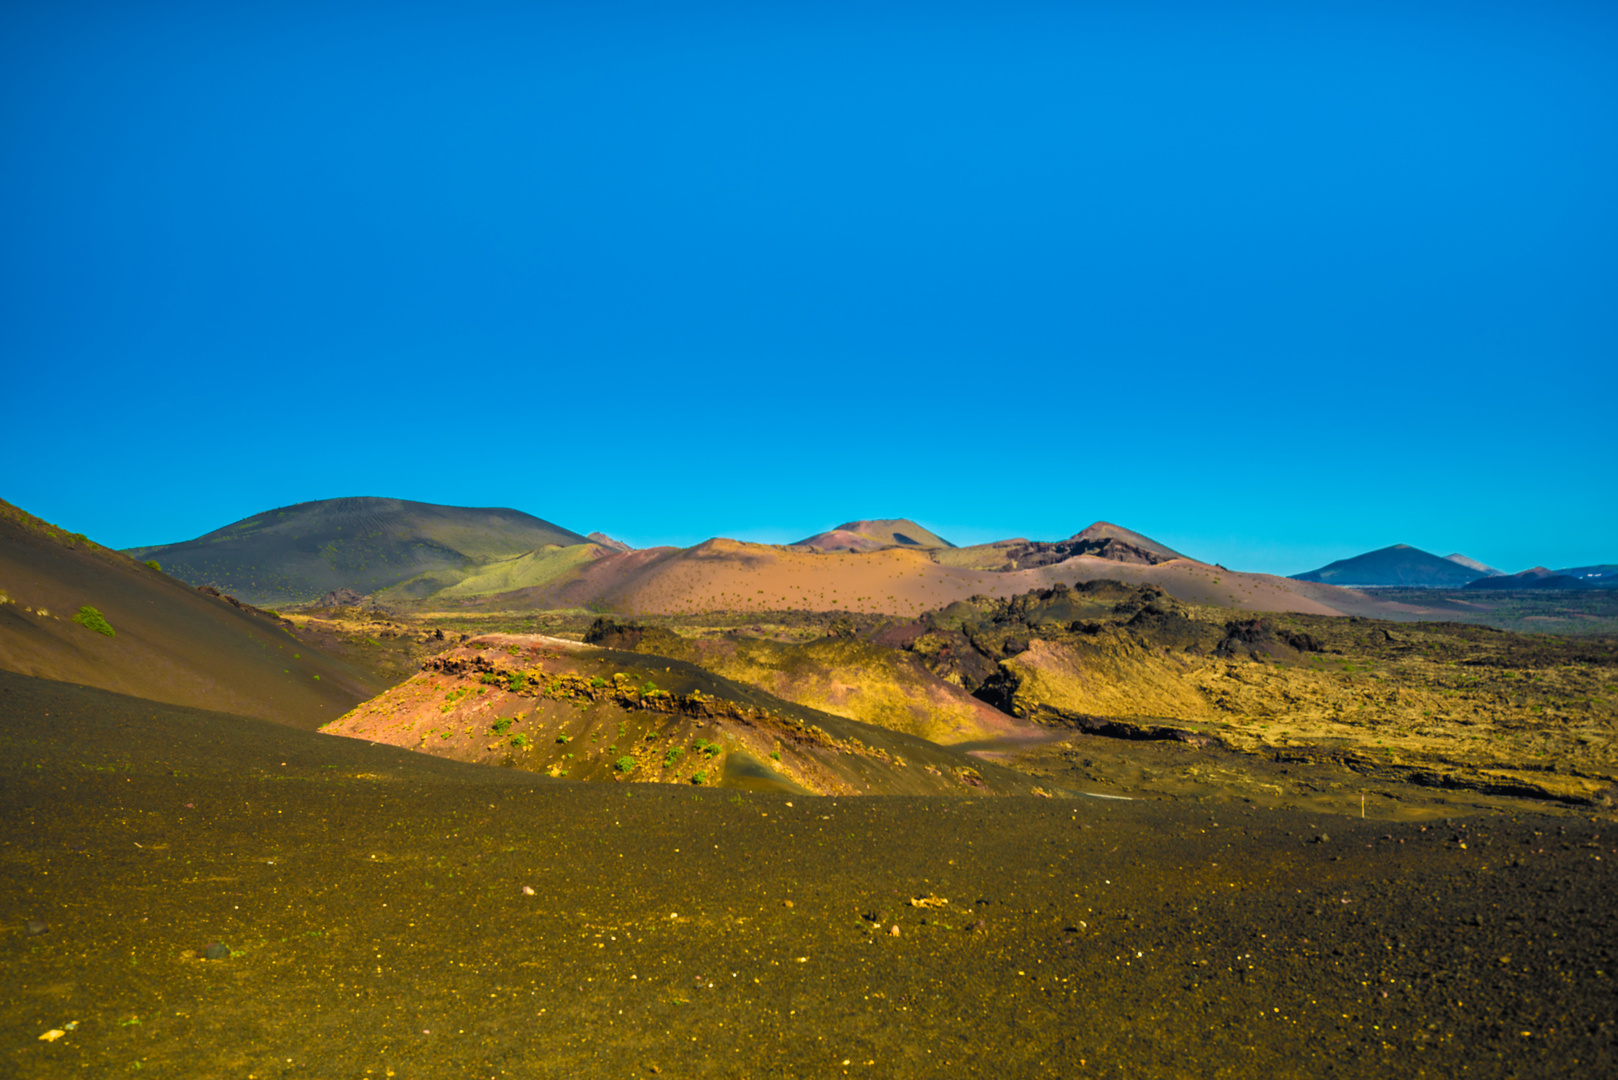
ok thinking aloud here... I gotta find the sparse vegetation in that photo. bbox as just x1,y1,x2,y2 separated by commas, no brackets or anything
72,605,114,638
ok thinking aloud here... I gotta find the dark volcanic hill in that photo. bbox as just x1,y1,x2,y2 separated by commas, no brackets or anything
1291,544,1488,587
126,497,589,606
0,498,381,727
1464,566,1599,591
1556,564,1618,584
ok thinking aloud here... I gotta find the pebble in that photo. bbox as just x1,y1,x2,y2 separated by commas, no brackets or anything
26,920,48,935
889,925,901,937
522,885,535,896
203,942,229,960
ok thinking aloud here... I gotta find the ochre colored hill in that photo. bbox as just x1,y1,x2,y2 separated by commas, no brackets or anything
1069,521,1186,561
791,519,956,552
322,636,1050,797
484,537,1385,618
582,618,1035,745
126,496,591,607
0,498,383,728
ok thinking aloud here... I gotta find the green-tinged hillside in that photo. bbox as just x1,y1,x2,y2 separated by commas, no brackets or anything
323,635,1051,797
125,496,590,606
436,544,602,598
0,498,382,727
1291,543,1488,587
582,617,1035,745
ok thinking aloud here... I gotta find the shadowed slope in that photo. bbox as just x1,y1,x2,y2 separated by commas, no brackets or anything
1292,544,1488,587
0,498,382,728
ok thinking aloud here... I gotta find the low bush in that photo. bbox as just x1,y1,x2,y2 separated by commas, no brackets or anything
73,606,114,638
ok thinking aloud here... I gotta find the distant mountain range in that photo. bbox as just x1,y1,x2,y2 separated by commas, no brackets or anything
115,499,1400,618
1291,544,1615,590
117,497,1613,610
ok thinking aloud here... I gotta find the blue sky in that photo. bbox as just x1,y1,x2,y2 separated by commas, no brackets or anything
3,0,1614,575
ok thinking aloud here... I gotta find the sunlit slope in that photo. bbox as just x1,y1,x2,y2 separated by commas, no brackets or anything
584,621,1035,745
791,519,956,552
323,635,1049,796
934,521,1188,571
0,499,382,728
514,539,1368,617
126,496,589,606
1069,521,1184,560
380,544,603,600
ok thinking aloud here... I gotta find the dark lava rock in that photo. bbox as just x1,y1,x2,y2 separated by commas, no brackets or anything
1215,619,1324,662
583,617,683,654
313,587,381,612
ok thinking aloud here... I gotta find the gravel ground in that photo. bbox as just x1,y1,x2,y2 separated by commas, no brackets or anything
2,671,1614,1078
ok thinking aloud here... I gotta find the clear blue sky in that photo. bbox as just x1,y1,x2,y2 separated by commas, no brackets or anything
4,0,1614,575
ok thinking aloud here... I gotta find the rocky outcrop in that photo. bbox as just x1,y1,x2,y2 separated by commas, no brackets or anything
313,586,383,611
1213,618,1325,661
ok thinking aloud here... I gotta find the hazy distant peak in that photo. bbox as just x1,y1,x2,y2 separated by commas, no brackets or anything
1292,543,1489,587
1443,553,1503,577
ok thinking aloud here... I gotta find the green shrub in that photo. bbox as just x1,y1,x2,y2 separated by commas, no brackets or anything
691,770,707,785
508,671,528,692
491,718,515,734
143,560,161,572
614,756,636,774
663,747,686,769
73,606,114,638
510,734,529,748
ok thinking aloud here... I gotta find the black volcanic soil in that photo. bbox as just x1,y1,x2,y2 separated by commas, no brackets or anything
3,672,1615,1079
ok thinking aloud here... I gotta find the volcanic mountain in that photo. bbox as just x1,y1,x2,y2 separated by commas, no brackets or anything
0,499,381,727
1443,553,1503,577
126,496,591,607
1290,544,1490,587
1463,567,1594,591
790,519,957,552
